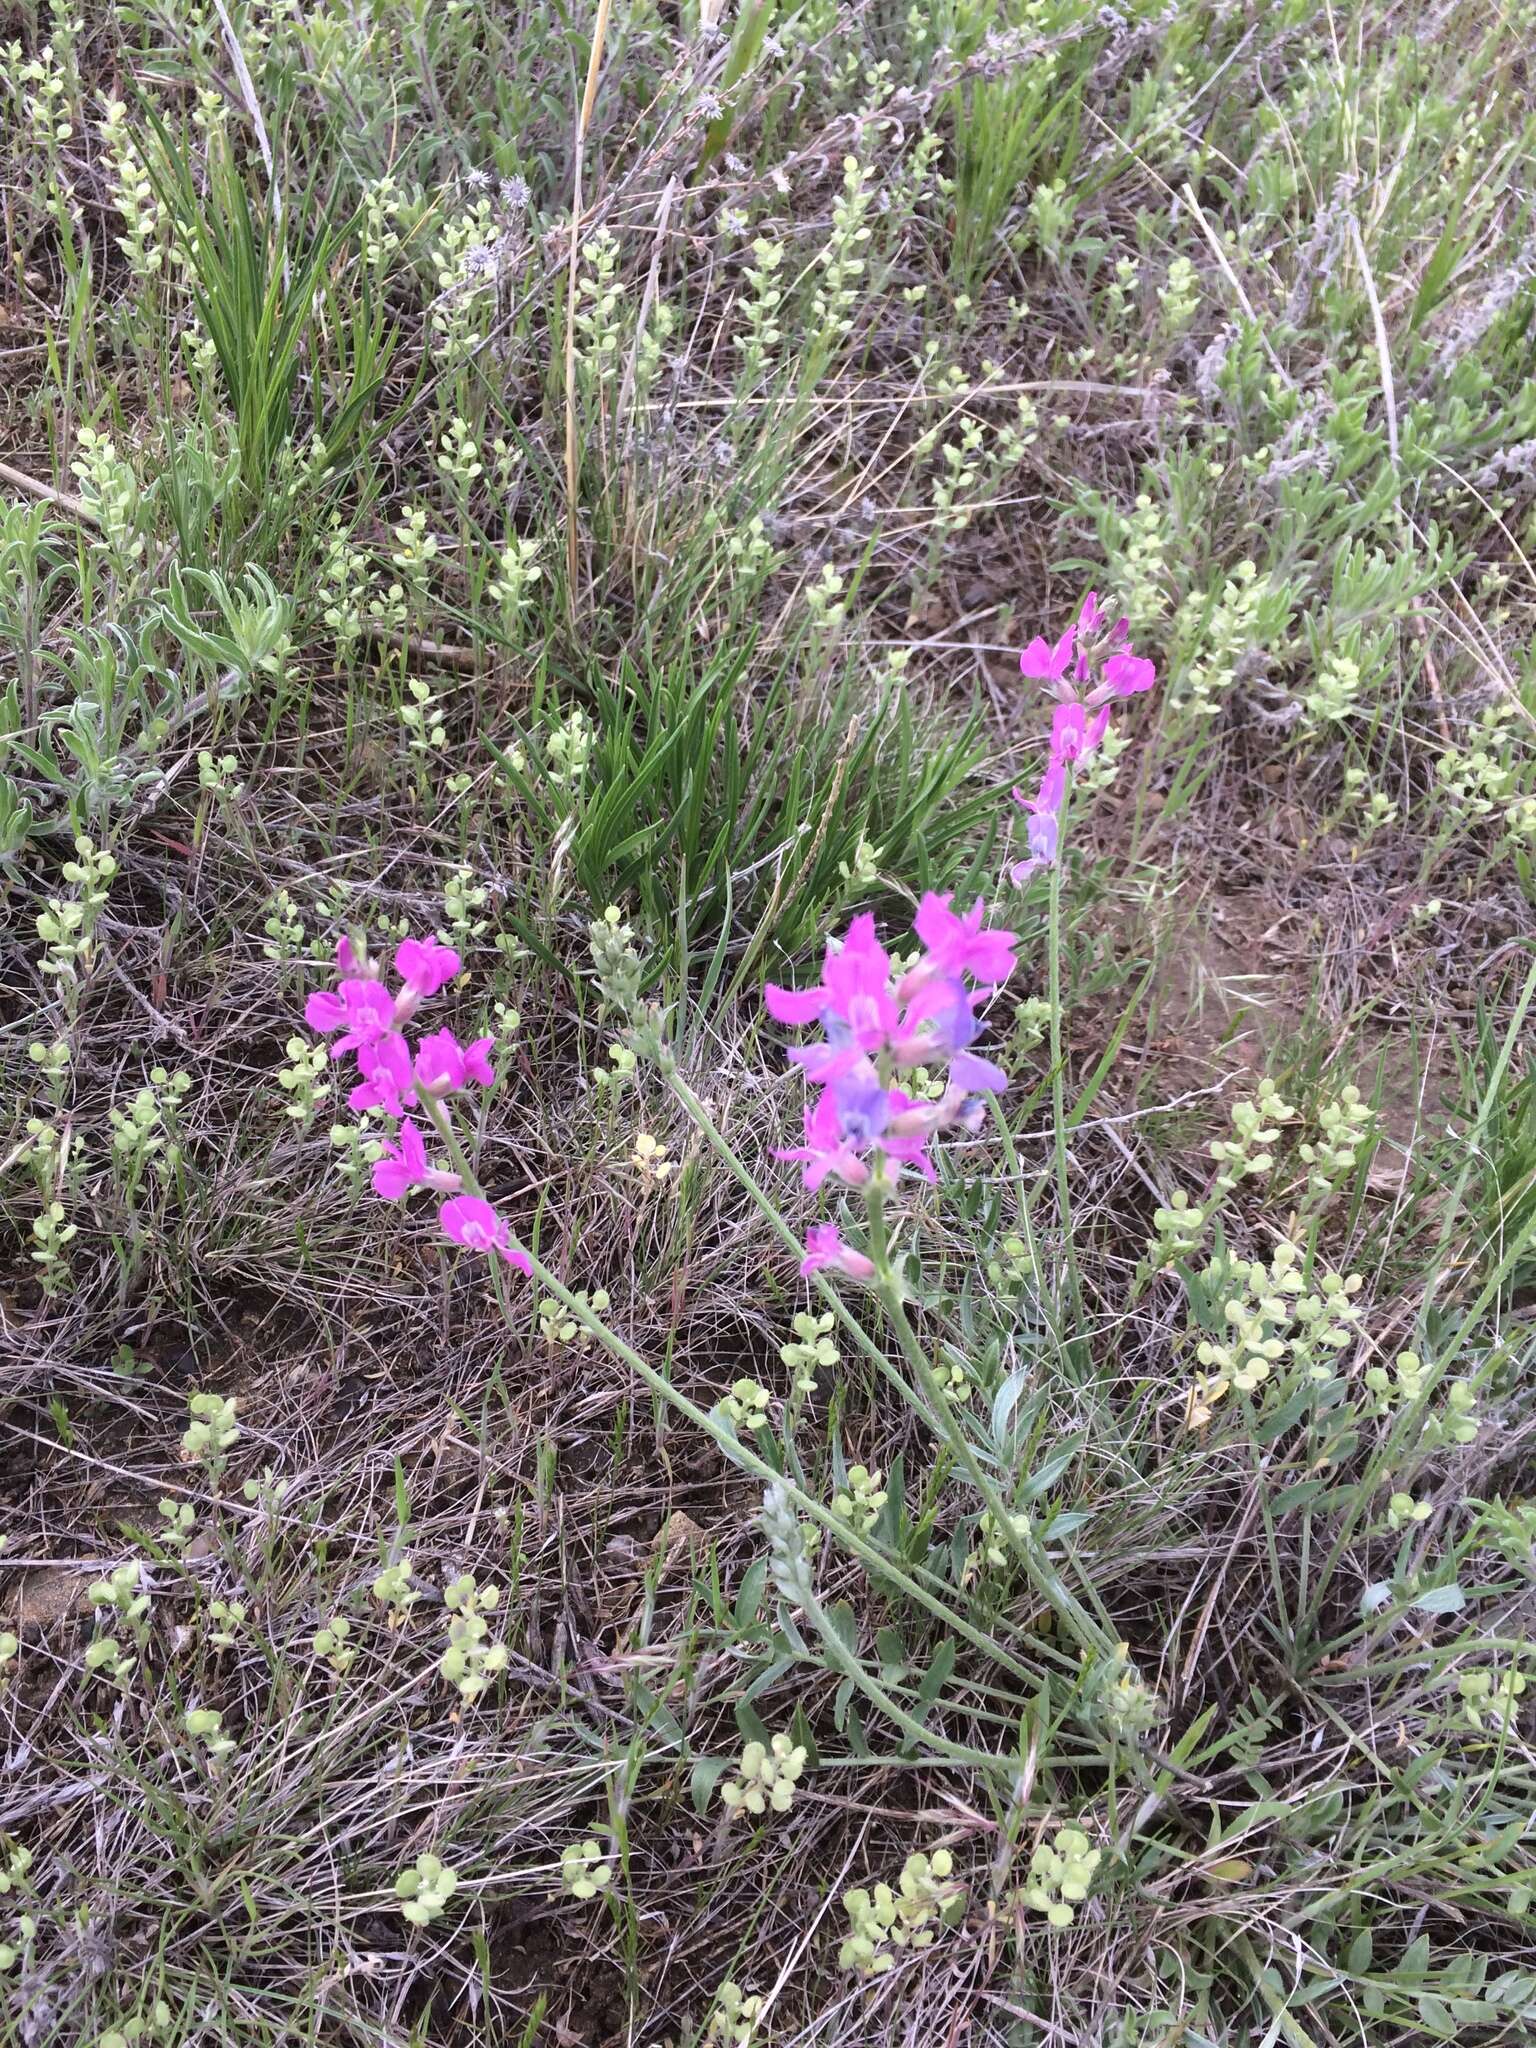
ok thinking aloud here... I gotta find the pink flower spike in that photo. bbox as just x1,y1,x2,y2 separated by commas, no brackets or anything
1025,807,1061,870
439,1195,530,1273
800,1224,876,1281
415,1027,468,1098
1019,625,1076,682
1078,590,1131,650
337,934,375,976
949,1048,1009,1094
820,915,898,1041
876,1090,939,1182
766,915,899,1067
786,1037,869,1086
911,893,1018,990
305,989,347,1033
1010,758,1066,879
333,979,395,1053
1013,753,1066,822
883,1095,943,1138
395,936,462,998
948,1088,989,1133
440,1193,499,1250
371,1119,463,1201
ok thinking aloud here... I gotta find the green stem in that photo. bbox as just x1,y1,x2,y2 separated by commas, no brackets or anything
797,1580,991,1768
415,1095,1047,1693
661,1068,940,1430
862,1178,1115,1662
669,1030,1113,1659
1046,810,1085,1359
666,1063,1110,1655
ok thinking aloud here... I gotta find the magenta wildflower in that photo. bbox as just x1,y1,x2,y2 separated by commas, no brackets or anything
1019,590,1156,711
306,977,395,1056
773,1072,941,1192
1076,590,1132,660
873,1089,941,1180
826,1062,890,1143
800,1224,876,1281
413,1027,463,1096
372,1118,462,1200
761,978,828,1027
891,971,976,1055
1006,706,1112,895
1050,701,1110,764
909,893,1018,992
891,977,1005,1093
1018,622,1078,685
913,983,1011,1097
466,1037,495,1084
304,926,529,1282
305,987,347,1033
1019,593,1127,699
768,905,1014,1056
951,1050,1007,1096
891,1084,989,1136
349,1031,416,1115
1009,755,1066,882
415,1028,464,1095
1099,650,1156,700
1006,589,1159,884
821,915,898,1030
439,1194,531,1272
395,937,461,1000
373,1116,428,1198
766,899,1012,1204
775,1090,875,1192
767,914,899,1081
415,1027,498,1096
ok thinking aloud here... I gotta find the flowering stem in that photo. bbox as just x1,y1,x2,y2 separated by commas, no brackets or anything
862,1178,1115,1663
414,1094,1052,1692
661,1070,963,1455
665,1064,1080,1629
1046,807,1086,1363
663,1056,1113,1661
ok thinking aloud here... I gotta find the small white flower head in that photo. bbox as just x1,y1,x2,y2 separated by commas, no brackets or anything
719,1732,808,1819
560,1838,613,1899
